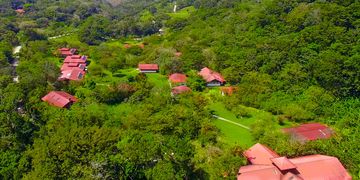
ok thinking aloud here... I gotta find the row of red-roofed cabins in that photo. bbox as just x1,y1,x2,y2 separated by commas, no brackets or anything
58,48,87,81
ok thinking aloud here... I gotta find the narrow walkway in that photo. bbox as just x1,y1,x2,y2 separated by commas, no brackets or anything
11,46,22,83
212,115,251,130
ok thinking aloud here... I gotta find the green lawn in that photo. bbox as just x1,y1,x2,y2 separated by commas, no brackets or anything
208,101,295,148
146,73,169,89
208,102,255,147
168,6,195,19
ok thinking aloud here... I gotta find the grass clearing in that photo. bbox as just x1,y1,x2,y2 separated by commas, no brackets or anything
146,73,169,89
208,102,254,147
168,6,195,19
208,101,295,148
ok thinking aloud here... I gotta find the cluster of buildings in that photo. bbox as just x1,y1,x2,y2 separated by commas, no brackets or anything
58,48,87,81
236,123,352,179
42,48,88,108
40,49,351,178
138,63,228,95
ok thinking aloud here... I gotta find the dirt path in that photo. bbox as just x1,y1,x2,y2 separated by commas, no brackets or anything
212,115,251,130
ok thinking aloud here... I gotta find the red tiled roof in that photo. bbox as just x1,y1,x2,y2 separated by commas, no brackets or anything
198,67,225,83
237,144,352,180
220,87,236,95
58,48,77,56
41,91,77,108
124,44,131,49
138,64,159,71
174,52,182,57
64,55,87,63
59,69,85,81
270,157,297,171
172,86,191,95
15,9,25,14
169,73,187,83
61,63,86,71
243,143,280,165
282,123,333,141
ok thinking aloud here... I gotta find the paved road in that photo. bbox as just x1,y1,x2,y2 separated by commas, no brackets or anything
212,115,251,130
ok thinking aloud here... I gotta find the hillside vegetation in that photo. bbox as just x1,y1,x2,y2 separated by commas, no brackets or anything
0,0,359,179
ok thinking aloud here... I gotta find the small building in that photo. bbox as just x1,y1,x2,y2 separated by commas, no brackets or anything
171,86,191,96
58,48,77,57
138,43,145,49
124,44,131,49
198,67,225,87
59,69,85,81
15,8,25,15
159,28,165,35
41,91,77,108
174,52,182,57
220,87,236,96
169,73,187,85
282,123,333,142
138,64,159,73
238,143,351,180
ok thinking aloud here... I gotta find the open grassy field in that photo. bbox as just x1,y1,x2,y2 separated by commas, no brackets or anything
208,101,295,148
208,102,255,148
168,6,195,19
146,73,169,89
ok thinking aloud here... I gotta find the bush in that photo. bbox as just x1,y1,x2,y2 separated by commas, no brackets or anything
232,105,252,118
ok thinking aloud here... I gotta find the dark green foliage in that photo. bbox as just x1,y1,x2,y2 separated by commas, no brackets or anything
0,0,360,179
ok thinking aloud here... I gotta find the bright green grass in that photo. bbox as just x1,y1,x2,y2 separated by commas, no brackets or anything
208,101,295,147
168,6,195,19
140,10,154,22
213,119,254,148
146,73,169,89
208,102,254,147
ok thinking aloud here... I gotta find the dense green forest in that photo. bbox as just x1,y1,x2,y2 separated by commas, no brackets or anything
0,0,359,179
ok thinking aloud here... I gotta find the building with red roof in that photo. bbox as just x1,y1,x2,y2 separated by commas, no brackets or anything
171,86,191,95
169,73,187,85
282,123,333,142
41,91,77,108
198,67,225,87
238,143,351,180
15,8,25,15
124,44,131,49
58,48,77,57
174,52,182,57
59,69,85,81
220,87,236,96
138,43,145,49
138,64,159,73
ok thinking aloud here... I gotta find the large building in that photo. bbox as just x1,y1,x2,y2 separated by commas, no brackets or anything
237,143,351,180
198,67,225,86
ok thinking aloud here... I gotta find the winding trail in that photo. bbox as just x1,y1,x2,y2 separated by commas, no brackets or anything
11,45,22,83
212,115,251,130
